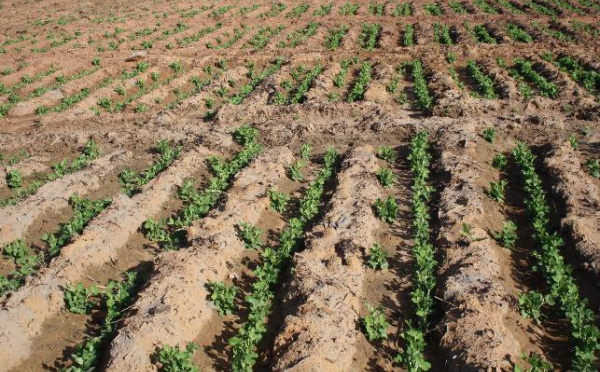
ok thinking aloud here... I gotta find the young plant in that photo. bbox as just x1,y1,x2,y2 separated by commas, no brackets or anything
156,343,199,372
208,281,237,316
487,180,508,203
409,60,434,110
397,327,432,370
377,146,397,163
64,282,98,315
492,153,508,169
237,222,263,250
402,23,415,46
300,143,312,161
483,127,497,143
585,159,599,179
324,25,348,50
347,62,372,102
227,149,338,372
367,243,389,270
568,134,578,150
393,2,413,16
313,3,333,16
268,189,289,213
6,169,23,189
513,142,600,371
433,23,454,45
362,304,389,341
43,195,111,256
288,160,305,181
424,3,443,15
467,61,498,99
376,168,396,188
506,23,533,43
142,218,173,248
515,353,552,372
359,23,382,51
493,221,518,248
374,196,398,223
518,291,545,324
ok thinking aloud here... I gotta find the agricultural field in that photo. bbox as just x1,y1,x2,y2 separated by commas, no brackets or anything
0,0,599,371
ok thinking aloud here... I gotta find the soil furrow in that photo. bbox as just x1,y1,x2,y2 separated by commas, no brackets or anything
544,141,600,283
271,145,383,371
0,146,210,370
104,147,292,372
435,123,522,370
0,150,129,246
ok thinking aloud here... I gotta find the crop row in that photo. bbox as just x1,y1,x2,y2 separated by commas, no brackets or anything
143,126,264,248
119,141,182,196
2,0,594,58
1,194,110,296
1,140,101,207
61,270,141,370
397,131,436,371
229,148,339,371
510,58,559,98
513,143,600,371
550,54,600,94
272,64,324,105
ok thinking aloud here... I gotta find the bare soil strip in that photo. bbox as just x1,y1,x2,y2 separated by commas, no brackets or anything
544,141,600,283
0,151,129,246
271,146,383,371
104,148,292,371
0,146,209,370
435,124,521,370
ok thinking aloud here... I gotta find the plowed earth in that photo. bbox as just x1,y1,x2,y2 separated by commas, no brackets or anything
0,0,599,371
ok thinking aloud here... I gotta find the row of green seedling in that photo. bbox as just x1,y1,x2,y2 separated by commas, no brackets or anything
178,22,223,47
405,60,434,111
272,64,324,105
119,140,182,197
278,22,319,48
142,126,263,249
1,140,102,207
0,194,111,296
549,54,599,94
31,32,79,53
360,22,382,50
259,2,287,18
228,148,339,371
396,130,436,371
247,25,285,50
509,58,559,99
466,60,499,99
467,23,498,44
206,25,249,49
61,270,142,371
95,62,185,114
39,62,152,116
164,60,226,111
0,65,58,98
229,58,285,105
513,143,600,371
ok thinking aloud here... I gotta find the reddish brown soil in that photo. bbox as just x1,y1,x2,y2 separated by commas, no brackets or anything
0,0,599,371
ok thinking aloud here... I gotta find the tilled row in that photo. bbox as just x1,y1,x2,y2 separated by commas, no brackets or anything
0,136,597,371
0,146,210,370
272,146,383,370
0,150,129,246
544,141,600,283
434,123,521,370
105,147,292,371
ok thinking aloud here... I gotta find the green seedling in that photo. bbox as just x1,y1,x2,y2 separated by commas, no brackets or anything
362,304,389,341
367,243,389,270
208,281,237,316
